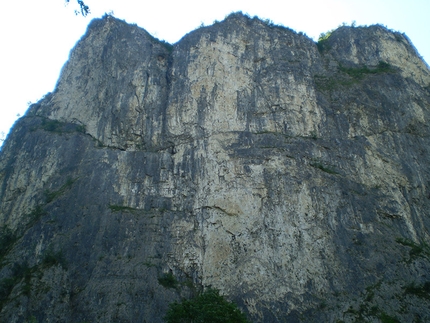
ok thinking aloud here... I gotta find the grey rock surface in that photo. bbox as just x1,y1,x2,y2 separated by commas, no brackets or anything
1,13,430,322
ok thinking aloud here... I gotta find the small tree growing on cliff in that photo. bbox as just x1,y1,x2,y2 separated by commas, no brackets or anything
164,287,250,323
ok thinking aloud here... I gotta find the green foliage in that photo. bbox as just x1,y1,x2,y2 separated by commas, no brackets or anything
395,238,430,261
0,277,15,305
344,302,401,323
108,204,169,216
404,282,430,299
314,61,396,92
309,131,318,140
0,226,17,261
317,21,360,53
259,17,291,32
394,33,404,42
318,30,333,42
38,118,87,135
25,315,38,323
262,18,276,28
143,261,156,268
338,61,395,80
379,312,400,323
158,272,178,289
317,30,334,52
108,204,138,213
364,281,382,302
0,262,33,309
164,288,250,323
343,277,428,322
45,177,76,203
159,40,174,53
76,124,86,133
42,249,67,269
24,178,76,230
313,75,339,92
41,119,63,132
27,205,47,226
13,262,33,296
310,161,338,175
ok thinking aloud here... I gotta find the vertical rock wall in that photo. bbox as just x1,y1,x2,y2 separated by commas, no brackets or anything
1,13,429,323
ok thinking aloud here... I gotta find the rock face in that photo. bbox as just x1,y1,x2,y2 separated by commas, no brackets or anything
1,13,430,322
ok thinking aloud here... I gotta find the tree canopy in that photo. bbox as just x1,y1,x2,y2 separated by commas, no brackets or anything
164,288,250,323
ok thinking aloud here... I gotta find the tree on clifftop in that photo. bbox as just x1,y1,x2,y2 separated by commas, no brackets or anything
65,0,90,16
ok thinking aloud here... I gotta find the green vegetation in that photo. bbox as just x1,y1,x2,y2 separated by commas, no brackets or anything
36,118,87,135
404,282,430,299
317,21,358,53
27,177,76,228
317,29,334,52
27,205,48,227
158,272,179,289
394,33,404,42
0,262,33,310
164,287,250,323
344,303,401,323
364,281,382,302
143,26,173,53
318,30,333,42
40,119,63,132
341,274,430,322
0,249,67,311
310,161,338,175
14,262,33,296
76,124,86,133
379,312,401,323
262,18,275,27
25,315,38,323
395,238,430,261
314,61,396,92
0,176,74,310
159,40,173,53
143,261,156,268
42,249,68,269
158,272,249,322
45,177,76,203
258,17,292,32
108,204,170,216
0,277,15,308
0,226,17,262
309,131,318,140
109,205,138,213
223,11,292,33
339,61,395,80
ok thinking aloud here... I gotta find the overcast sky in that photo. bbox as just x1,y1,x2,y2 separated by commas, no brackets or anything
1,0,429,145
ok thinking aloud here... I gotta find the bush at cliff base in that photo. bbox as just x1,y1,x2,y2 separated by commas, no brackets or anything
164,288,250,323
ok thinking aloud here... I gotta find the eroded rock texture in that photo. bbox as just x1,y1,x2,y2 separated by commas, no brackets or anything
1,13,430,322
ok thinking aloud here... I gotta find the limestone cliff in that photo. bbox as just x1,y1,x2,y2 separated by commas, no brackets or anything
1,13,430,322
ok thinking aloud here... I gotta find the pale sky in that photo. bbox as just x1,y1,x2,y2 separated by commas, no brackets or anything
0,0,429,146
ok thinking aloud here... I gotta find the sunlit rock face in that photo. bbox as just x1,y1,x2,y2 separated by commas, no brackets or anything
1,13,429,323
